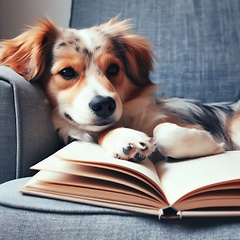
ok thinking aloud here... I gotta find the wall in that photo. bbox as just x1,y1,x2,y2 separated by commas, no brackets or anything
0,0,72,39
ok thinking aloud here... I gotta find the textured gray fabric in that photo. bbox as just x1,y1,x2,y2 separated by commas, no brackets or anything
0,79,17,183
0,66,62,183
0,178,126,214
71,0,240,103
1,1,240,239
1,206,240,240
0,178,239,240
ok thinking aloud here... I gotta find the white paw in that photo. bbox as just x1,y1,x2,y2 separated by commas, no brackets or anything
100,128,155,162
153,123,225,159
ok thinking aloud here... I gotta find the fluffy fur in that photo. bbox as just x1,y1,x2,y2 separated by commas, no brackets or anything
1,17,240,161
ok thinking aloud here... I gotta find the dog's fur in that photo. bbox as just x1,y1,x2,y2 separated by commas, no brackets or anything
1,17,240,161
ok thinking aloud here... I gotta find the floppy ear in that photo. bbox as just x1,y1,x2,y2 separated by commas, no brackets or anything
122,35,154,86
100,17,155,86
0,19,60,80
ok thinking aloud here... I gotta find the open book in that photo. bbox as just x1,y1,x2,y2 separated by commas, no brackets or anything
21,141,240,219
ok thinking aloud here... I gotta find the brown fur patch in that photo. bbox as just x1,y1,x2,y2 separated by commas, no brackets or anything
0,19,59,80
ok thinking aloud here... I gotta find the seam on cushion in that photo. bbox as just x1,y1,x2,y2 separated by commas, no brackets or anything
0,66,63,180
0,79,17,182
0,198,139,217
0,201,138,216
11,81,22,179
0,66,63,179
0,178,139,216
0,78,21,179
0,66,28,179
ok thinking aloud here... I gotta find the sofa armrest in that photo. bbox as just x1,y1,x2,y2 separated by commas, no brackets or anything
0,66,62,184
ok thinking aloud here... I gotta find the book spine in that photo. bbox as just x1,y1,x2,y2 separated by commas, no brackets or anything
158,207,181,219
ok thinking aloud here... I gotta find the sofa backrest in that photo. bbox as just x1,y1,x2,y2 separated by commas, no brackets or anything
70,0,240,103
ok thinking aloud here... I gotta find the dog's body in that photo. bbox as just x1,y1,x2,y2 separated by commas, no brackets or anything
1,18,240,161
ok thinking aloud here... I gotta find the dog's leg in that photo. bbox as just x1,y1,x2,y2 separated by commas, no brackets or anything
99,128,156,162
153,123,225,159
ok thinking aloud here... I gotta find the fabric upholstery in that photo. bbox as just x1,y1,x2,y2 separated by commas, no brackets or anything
0,66,62,183
71,0,240,103
0,178,239,240
0,76,17,183
1,0,240,239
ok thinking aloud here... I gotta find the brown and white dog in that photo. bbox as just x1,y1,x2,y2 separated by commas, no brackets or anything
1,17,240,161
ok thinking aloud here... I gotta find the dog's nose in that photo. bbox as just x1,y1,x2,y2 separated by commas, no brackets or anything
89,95,116,118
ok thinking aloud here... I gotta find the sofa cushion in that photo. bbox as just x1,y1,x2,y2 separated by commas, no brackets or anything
0,178,125,214
0,75,17,182
0,178,239,240
0,66,62,183
71,0,240,103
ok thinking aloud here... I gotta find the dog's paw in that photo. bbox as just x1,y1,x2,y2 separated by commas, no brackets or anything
100,128,155,162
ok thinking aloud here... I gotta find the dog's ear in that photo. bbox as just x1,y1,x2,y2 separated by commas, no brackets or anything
121,35,154,86
0,19,60,81
100,17,155,86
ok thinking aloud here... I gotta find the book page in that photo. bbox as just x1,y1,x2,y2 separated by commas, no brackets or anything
32,142,165,196
30,156,164,203
24,171,164,208
155,151,240,208
54,141,159,179
22,171,163,216
30,141,170,205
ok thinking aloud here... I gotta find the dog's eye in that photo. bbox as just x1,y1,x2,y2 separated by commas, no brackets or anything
106,64,120,77
59,67,77,80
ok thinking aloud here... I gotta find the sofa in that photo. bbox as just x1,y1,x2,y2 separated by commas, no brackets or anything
0,0,240,239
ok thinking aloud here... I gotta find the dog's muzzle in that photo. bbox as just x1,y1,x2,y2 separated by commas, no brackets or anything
89,95,116,118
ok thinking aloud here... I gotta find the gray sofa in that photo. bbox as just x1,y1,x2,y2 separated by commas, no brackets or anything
0,0,240,239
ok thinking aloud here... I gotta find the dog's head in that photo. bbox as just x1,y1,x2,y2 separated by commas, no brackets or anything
0,17,154,134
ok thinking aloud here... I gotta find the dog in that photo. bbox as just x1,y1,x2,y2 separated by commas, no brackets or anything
1,17,240,162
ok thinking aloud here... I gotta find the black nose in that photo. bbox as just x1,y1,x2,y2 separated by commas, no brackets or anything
89,95,116,118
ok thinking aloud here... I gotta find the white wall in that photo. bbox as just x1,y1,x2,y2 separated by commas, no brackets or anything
0,0,72,39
